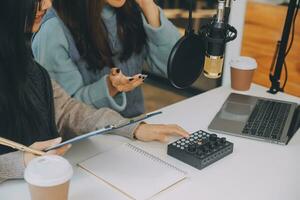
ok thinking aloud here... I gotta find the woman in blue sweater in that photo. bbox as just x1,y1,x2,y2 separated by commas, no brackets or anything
32,0,180,117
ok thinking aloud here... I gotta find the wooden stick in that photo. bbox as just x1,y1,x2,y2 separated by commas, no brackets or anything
0,137,45,156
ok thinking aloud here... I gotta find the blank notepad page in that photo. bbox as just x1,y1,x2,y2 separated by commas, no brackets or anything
79,143,186,200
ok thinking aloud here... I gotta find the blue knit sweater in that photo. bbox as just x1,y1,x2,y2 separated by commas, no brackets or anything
32,5,180,117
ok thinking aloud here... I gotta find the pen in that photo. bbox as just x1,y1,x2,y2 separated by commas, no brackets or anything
0,137,45,156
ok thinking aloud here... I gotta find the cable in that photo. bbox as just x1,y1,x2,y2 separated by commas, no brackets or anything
269,41,280,77
282,61,288,90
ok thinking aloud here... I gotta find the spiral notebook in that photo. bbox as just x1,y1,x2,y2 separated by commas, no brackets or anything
78,143,187,200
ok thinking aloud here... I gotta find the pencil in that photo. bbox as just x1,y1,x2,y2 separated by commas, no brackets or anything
0,137,45,156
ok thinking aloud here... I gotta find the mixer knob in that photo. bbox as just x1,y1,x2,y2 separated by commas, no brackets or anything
208,142,215,149
209,134,218,141
202,138,209,145
220,137,226,144
203,145,210,153
196,148,203,156
187,144,197,153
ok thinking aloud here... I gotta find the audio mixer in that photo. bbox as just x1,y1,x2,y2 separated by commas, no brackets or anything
167,130,233,170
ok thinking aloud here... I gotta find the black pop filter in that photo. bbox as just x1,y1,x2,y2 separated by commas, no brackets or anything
167,32,205,89
167,1,205,89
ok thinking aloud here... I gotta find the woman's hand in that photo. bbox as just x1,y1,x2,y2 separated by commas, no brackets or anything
107,68,145,97
135,0,160,28
134,123,189,142
24,137,71,166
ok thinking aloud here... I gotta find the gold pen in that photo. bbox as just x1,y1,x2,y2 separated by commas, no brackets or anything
0,137,45,156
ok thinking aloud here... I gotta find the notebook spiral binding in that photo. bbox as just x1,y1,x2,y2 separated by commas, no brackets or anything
126,143,187,175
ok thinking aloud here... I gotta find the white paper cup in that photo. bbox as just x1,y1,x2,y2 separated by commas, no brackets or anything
24,155,73,200
230,56,258,91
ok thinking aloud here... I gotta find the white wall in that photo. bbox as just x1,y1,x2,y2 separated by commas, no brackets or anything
223,0,248,86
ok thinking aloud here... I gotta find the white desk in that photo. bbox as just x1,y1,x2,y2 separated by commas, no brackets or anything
1,84,300,200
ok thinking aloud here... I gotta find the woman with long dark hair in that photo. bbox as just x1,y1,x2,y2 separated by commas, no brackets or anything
0,0,188,182
32,0,181,117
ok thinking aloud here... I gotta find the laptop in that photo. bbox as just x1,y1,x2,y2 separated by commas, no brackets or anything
208,93,300,145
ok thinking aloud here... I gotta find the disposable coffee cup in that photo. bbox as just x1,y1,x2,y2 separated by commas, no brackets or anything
24,155,73,200
230,56,257,91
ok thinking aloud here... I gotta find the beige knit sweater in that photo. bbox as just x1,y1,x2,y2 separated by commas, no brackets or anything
0,81,138,183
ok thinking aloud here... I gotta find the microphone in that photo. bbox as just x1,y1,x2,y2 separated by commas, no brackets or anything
167,0,237,89
200,0,237,79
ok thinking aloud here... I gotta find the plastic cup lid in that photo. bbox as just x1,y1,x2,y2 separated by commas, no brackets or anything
230,56,257,70
24,155,73,187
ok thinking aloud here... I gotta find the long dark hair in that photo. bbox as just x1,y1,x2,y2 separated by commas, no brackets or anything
0,0,44,145
52,0,147,72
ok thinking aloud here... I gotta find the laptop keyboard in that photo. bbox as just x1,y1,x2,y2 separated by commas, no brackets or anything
242,99,291,140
